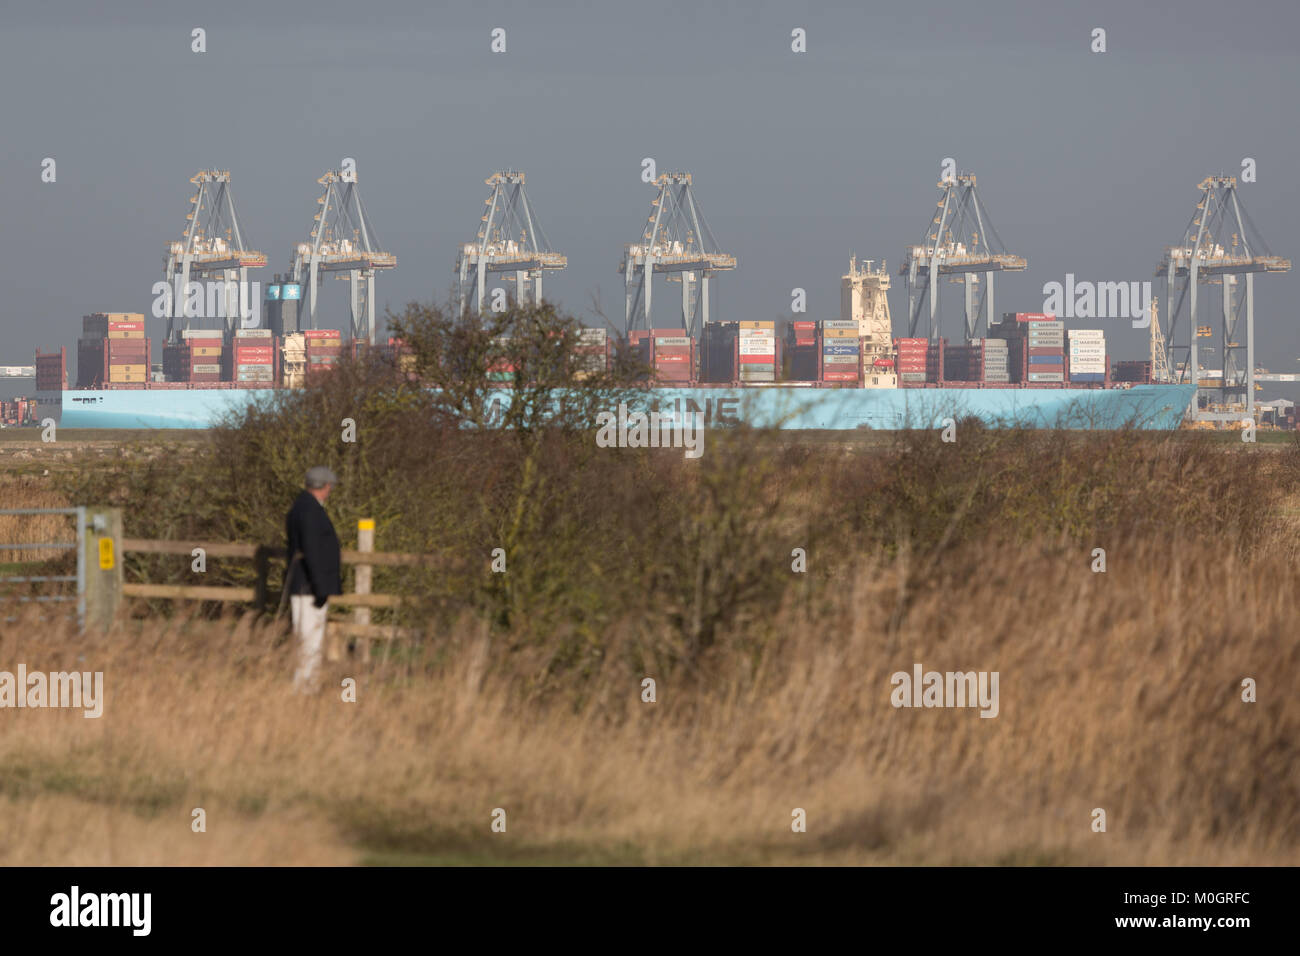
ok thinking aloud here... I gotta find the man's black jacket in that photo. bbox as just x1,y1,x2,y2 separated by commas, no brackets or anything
285,490,342,607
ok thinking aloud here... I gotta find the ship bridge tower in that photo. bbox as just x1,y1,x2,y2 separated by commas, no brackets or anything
900,172,1026,341
162,170,267,340
842,257,896,383
619,172,736,337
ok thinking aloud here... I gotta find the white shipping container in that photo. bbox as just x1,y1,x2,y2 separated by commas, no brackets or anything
191,364,221,373
739,343,777,356
1068,329,1105,338
654,336,691,346
822,354,857,365
821,320,858,329
233,329,273,338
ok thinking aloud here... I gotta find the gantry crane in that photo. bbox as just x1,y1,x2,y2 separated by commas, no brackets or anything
619,172,736,337
291,169,396,344
162,170,266,340
1149,297,1172,383
1156,175,1290,422
456,171,566,317
900,172,1026,341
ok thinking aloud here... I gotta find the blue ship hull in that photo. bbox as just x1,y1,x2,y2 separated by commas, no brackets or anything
59,385,1196,431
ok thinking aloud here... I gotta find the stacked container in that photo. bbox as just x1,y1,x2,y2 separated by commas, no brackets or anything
1025,318,1065,383
304,329,342,379
386,337,416,376
35,348,67,393
701,322,739,383
574,327,609,380
77,313,150,387
896,337,939,385
820,320,860,383
786,321,819,381
983,338,1010,382
488,334,515,383
943,338,1008,383
652,329,693,383
164,328,225,382
225,328,275,384
738,321,777,383
282,333,307,387
1067,329,1106,383
0,398,35,427
1111,360,1152,383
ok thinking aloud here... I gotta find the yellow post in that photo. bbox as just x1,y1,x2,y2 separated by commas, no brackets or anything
355,519,374,662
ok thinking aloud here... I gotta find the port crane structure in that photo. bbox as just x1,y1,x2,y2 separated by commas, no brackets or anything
901,172,1026,342
1157,175,1290,423
291,168,396,344
162,170,267,340
456,171,566,317
619,172,736,337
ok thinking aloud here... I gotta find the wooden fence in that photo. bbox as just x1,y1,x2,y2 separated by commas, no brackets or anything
119,519,432,654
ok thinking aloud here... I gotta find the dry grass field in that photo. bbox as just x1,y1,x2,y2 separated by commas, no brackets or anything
1,424,1297,866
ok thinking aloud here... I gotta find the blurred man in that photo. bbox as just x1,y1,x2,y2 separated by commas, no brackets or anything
285,466,342,691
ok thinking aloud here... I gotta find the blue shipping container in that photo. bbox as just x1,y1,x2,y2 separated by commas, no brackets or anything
823,344,860,355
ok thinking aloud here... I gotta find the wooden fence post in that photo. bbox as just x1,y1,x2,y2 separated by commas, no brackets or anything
83,506,123,633
354,519,374,662
253,545,271,613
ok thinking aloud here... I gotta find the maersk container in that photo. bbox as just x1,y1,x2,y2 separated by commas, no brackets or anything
1027,372,1064,382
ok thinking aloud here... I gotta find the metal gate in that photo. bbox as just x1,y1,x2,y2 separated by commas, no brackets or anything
0,507,86,630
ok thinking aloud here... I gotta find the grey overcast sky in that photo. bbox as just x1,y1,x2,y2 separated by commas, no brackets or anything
2,0,1297,386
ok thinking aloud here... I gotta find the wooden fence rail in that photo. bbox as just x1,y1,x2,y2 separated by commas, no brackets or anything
119,522,425,650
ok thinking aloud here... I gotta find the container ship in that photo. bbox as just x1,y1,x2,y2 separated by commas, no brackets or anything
45,262,1195,431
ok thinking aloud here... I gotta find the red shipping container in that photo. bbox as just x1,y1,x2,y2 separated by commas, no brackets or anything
236,348,273,360
656,354,689,363
739,354,776,364
108,320,145,331
791,321,816,330
1027,346,1062,357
